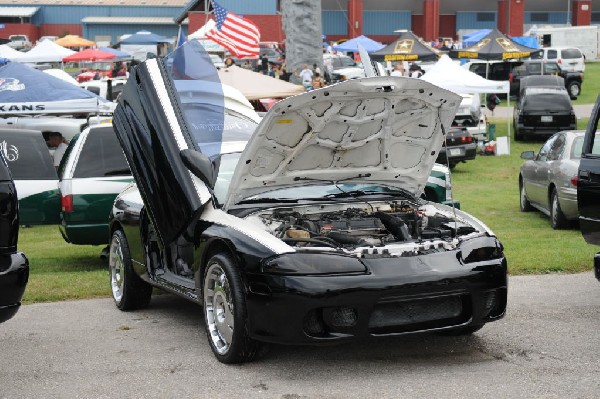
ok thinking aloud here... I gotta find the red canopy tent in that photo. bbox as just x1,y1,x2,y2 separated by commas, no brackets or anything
62,49,116,62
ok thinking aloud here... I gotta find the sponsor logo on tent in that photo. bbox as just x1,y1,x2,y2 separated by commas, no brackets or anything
472,39,490,50
0,140,18,162
0,104,45,112
0,78,25,93
393,39,414,54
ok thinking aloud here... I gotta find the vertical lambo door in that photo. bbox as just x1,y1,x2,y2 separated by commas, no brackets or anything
578,96,600,245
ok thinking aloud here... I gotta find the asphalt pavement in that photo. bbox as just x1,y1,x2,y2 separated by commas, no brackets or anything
1,272,600,398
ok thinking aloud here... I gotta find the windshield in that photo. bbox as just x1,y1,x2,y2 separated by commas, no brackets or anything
523,90,571,112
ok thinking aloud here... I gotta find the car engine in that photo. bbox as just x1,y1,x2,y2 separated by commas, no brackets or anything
252,201,479,253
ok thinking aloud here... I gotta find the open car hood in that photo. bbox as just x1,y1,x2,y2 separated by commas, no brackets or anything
226,77,461,207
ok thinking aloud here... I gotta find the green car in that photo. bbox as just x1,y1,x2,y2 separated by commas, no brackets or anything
58,124,133,246
426,163,460,209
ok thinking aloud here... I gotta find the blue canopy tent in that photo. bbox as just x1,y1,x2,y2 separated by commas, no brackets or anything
0,62,111,114
512,37,540,49
462,29,491,47
120,31,172,45
100,47,132,60
333,35,385,53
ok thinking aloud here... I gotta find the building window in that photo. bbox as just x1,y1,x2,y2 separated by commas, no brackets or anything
476,13,495,22
592,12,600,23
530,13,549,22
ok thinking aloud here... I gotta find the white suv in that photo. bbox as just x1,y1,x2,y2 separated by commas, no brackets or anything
323,54,366,83
532,47,585,72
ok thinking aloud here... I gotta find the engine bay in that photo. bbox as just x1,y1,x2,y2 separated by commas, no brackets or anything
251,200,480,254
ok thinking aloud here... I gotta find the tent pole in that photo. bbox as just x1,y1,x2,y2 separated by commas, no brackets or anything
507,93,511,155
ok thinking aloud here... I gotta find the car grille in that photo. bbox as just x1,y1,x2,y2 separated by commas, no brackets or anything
368,295,469,333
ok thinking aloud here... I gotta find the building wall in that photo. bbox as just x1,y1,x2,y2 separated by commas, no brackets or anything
525,11,568,25
0,23,38,40
31,5,183,25
216,0,277,15
456,11,497,31
364,10,411,35
39,24,81,38
322,11,347,36
83,24,183,44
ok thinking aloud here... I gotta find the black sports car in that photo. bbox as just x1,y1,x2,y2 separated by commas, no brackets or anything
109,42,507,364
0,150,29,324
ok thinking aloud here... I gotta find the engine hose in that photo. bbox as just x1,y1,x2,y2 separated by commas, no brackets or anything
374,211,411,241
326,231,370,246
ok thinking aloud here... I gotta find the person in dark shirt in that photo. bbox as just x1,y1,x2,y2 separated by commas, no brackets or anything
259,54,268,74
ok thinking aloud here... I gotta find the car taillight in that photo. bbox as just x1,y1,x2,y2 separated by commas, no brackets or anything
460,136,473,143
571,113,576,123
571,176,578,187
557,58,562,64
61,194,73,213
508,72,513,83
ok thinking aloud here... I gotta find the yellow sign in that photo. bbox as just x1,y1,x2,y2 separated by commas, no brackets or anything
456,52,479,59
384,54,418,61
276,119,293,124
502,51,530,60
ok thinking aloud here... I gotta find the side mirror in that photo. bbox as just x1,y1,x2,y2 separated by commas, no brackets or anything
180,149,217,189
520,151,535,160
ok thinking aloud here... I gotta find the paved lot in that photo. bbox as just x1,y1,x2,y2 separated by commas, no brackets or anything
1,272,600,398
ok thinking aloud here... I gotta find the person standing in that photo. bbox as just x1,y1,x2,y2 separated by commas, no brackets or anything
259,54,268,74
312,72,324,89
390,63,405,77
297,64,313,91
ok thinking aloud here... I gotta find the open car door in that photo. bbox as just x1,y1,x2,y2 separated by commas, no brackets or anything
112,41,226,246
0,128,60,224
578,95,600,245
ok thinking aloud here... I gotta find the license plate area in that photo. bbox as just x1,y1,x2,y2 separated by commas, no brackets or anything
541,115,553,122
449,148,462,156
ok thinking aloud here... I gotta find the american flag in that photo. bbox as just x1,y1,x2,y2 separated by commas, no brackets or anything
206,1,260,58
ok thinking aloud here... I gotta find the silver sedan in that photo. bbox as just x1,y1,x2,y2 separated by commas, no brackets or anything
519,130,587,229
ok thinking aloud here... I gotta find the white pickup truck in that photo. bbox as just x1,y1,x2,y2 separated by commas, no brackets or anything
7,35,32,51
0,116,87,141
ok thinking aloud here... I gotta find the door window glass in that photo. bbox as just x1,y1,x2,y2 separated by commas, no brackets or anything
548,134,565,160
0,132,56,180
537,135,556,162
546,50,558,59
73,126,130,178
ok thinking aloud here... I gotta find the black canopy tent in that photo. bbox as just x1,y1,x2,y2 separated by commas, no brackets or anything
449,29,542,60
370,31,440,62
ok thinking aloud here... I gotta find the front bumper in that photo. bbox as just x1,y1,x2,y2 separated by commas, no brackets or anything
244,249,507,345
0,252,29,323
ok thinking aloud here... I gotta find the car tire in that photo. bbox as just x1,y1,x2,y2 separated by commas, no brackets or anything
550,188,568,230
109,229,152,310
202,253,264,364
567,81,581,99
438,324,484,336
514,124,524,141
519,179,533,212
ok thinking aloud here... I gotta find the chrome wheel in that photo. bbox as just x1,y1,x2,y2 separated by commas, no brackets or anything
551,194,559,225
204,263,234,355
109,234,124,304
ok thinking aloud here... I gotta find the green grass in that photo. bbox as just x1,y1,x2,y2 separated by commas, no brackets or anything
572,62,600,106
450,117,596,275
18,226,108,304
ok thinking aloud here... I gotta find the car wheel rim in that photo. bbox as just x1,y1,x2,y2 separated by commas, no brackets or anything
204,263,234,355
109,235,124,303
552,194,558,224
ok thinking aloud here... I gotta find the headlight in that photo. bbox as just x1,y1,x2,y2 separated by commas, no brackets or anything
262,253,367,275
459,236,504,264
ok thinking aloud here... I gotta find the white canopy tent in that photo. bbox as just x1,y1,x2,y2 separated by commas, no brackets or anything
13,40,75,63
0,44,23,60
421,55,512,153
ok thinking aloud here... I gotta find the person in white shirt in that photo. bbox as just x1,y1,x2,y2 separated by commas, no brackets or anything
47,132,68,169
390,63,405,77
297,65,314,91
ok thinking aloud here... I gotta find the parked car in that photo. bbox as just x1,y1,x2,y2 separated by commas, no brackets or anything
0,116,87,142
435,128,477,169
0,128,60,225
7,34,31,51
530,46,585,72
80,78,127,102
0,151,29,324
108,43,507,364
58,124,132,246
513,86,576,141
519,130,588,229
510,60,583,98
578,96,600,280
323,53,366,83
464,60,521,82
453,93,486,140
